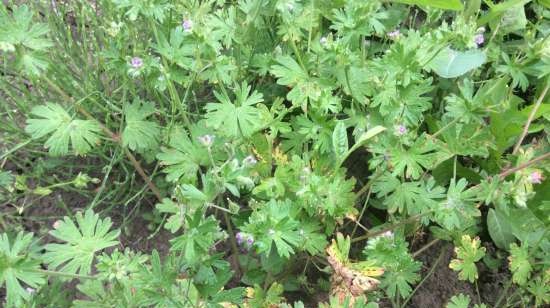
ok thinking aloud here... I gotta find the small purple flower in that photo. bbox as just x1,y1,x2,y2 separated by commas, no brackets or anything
246,235,254,247
395,124,407,136
474,34,485,46
198,134,214,147
182,19,193,32
130,57,143,69
243,155,257,166
388,29,400,39
529,171,543,184
236,232,244,245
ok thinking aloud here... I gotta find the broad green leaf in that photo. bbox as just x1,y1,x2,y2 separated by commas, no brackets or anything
350,126,386,154
156,126,209,183
156,198,185,233
449,235,486,282
0,232,45,307
391,0,463,10
0,5,52,51
478,0,531,26
446,294,471,308
43,209,120,275
508,243,532,285
427,47,486,78
497,4,527,34
122,100,160,152
464,0,481,20
205,82,266,138
487,208,515,250
332,121,348,163
25,103,102,156
170,213,222,265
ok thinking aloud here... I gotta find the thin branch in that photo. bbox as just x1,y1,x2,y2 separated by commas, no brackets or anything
498,151,550,179
42,76,163,201
512,83,550,154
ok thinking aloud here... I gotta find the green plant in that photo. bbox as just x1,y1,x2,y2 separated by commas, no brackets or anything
1,0,550,307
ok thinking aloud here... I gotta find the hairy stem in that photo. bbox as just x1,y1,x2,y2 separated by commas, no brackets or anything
512,82,550,154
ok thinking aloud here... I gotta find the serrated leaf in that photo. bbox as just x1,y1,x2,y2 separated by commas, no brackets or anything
391,0,463,10
156,126,209,183
487,208,515,250
122,100,160,152
508,243,532,285
156,198,185,233
427,47,486,78
449,235,486,282
205,82,266,138
0,5,52,51
25,103,102,156
43,209,120,275
446,293,471,308
0,232,45,307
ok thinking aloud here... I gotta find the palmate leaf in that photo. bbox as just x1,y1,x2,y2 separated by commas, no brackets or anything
205,82,266,138
435,178,481,231
390,137,443,179
156,126,210,183
270,55,321,106
0,232,45,307
43,209,120,275
170,212,222,265
25,103,102,156
449,235,486,283
372,173,445,215
446,294,471,308
0,5,52,51
122,100,160,152
508,243,532,286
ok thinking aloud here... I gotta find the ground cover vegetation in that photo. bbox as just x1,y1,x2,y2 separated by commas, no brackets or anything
0,0,550,307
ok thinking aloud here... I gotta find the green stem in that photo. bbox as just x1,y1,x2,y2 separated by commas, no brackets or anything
148,19,192,128
32,269,97,280
351,212,432,243
493,278,513,308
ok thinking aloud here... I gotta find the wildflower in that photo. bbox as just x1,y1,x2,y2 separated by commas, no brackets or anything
25,287,35,294
243,155,257,166
130,57,143,69
268,229,275,236
529,171,543,184
320,36,328,47
388,29,400,39
236,232,244,245
246,235,254,247
53,220,61,229
474,34,484,46
381,230,394,239
395,124,407,136
198,134,214,147
182,19,193,32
